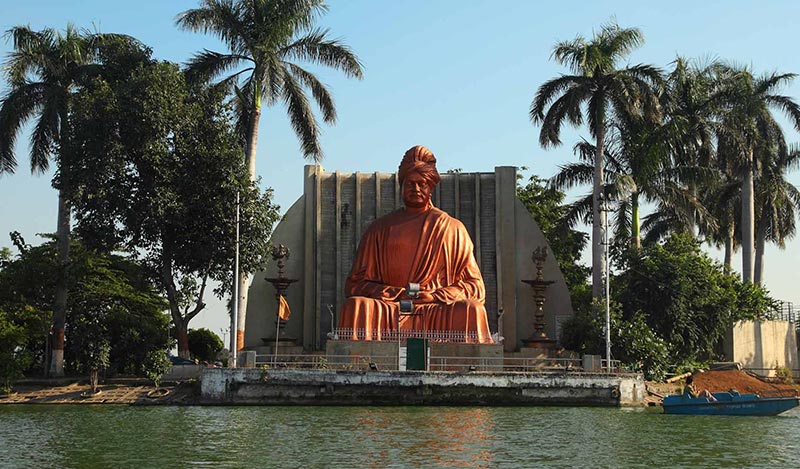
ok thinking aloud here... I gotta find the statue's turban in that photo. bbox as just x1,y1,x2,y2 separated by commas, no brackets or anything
398,145,440,187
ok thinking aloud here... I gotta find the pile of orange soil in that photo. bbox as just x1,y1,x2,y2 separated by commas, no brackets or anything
691,370,797,395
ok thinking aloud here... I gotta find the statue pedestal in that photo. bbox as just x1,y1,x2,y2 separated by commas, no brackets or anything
520,338,558,352
428,342,503,371
252,342,304,357
326,340,399,370
325,340,503,371
500,341,579,371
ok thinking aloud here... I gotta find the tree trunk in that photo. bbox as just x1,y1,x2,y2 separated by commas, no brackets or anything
236,104,262,352
631,191,641,249
754,219,766,286
176,324,190,359
724,224,734,272
49,188,71,377
90,369,99,394
592,119,606,300
160,249,189,358
741,150,755,283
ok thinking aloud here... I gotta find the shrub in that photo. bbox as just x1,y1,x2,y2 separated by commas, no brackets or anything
144,350,172,390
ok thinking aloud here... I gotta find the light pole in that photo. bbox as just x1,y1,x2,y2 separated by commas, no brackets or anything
600,192,612,372
229,191,240,368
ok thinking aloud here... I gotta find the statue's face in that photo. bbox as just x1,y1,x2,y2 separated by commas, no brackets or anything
402,171,433,208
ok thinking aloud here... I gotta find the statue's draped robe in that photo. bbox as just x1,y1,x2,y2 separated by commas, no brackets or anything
338,206,492,343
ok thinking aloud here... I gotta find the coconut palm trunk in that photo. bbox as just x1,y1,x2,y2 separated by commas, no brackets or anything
49,112,73,377
592,122,607,299
631,191,641,249
754,220,766,285
50,187,71,377
724,228,734,272
741,149,755,283
236,103,262,353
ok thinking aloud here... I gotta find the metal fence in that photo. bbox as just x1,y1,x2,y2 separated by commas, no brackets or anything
771,301,797,323
255,353,623,373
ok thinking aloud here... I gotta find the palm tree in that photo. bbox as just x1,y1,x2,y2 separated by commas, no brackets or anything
714,67,800,283
641,59,725,246
753,145,800,284
553,118,711,251
531,22,661,299
0,25,108,376
176,0,363,349
659,58,720,236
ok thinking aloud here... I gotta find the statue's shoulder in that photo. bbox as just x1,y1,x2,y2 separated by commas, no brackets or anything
429,206,464,228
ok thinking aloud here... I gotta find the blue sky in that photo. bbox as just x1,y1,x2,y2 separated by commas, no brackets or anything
2,1,800,337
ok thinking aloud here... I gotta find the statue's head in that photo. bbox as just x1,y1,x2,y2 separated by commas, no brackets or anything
399,145,440,209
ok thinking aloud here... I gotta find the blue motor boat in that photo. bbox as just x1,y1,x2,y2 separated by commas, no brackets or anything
663,390,800,416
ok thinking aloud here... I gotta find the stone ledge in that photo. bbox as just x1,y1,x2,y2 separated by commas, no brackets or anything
199,368,645,407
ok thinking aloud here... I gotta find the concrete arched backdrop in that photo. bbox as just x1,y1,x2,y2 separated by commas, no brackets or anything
245,165,575,353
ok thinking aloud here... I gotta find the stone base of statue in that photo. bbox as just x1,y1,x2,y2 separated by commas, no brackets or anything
325,337,503,371
504,342,575,371
427,342,503,371
520,337,558,351
252,342,304,357
325,340,400,370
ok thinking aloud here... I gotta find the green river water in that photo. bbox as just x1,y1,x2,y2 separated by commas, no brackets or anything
1,405,798,468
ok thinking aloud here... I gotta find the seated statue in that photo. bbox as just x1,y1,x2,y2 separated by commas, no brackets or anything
338,145,493,343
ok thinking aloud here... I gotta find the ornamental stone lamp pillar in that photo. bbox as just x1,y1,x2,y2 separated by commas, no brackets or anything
265,244,298,349
521,246,556,348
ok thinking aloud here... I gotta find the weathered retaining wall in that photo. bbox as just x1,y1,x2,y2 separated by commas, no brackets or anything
199,368,645,407
724,320,799,377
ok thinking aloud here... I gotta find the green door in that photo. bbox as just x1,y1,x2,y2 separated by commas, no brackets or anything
406,338,427,370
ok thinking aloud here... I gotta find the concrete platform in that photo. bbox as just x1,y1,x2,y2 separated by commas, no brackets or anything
325,340,505,371
199,368,645,407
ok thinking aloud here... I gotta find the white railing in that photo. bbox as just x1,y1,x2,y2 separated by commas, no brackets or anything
254,353,624,373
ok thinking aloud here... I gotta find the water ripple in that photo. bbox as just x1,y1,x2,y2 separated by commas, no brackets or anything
0,405,797,468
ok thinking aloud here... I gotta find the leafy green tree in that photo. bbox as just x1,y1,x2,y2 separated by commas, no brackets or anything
188,328,224,363
0,234,170,377
530,21,662,299
0,25,120,376
176,0,363,349
64,55,280,358
615,234,776,364
0,309,33,393
65,244,170,377
613,312,670,381
516,175,589,296
562,234,777,378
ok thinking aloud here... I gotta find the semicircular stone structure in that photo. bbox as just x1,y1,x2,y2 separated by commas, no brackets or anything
245,165,575,353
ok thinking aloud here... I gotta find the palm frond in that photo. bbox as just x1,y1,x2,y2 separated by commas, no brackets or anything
184,49,252,84
285,62,335,123
0,82,48,174
281,28,363,79
550,162,594,191
530,75,586,122
281,69,321,160
537,88,587,147
175,0,248,54
29,90,62,171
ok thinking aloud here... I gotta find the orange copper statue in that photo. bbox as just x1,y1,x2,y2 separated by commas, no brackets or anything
338,145,492,343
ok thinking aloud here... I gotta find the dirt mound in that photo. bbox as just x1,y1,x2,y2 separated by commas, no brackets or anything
646,370,799,401
691,370,796,395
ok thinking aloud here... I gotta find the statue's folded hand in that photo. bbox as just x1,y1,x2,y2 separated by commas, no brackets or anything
398,290,436,303
414,291,436,303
